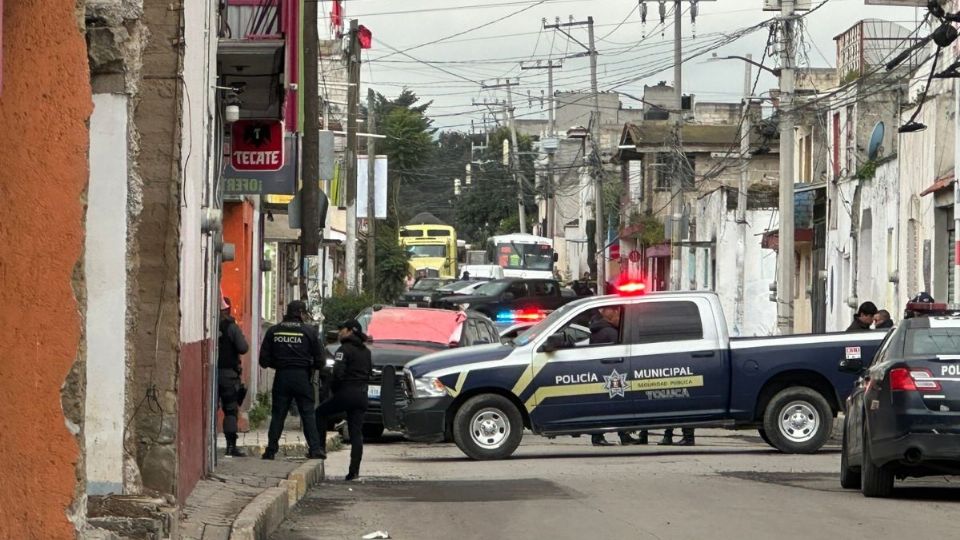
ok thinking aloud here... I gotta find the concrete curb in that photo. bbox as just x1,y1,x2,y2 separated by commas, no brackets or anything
228,435,338,540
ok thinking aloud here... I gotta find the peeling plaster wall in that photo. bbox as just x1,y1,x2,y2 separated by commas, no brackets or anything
0,0,92,537
85,93,131,496
690,191,778,337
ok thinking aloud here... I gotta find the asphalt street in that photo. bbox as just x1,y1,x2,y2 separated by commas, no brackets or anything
271,429,959,540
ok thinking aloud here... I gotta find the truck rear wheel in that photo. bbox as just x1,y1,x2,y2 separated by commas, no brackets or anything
452,394,523,460
762,387,832,454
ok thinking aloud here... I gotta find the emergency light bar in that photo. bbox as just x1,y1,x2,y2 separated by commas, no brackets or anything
496,309,550,323
614,280,647,297
906,302,960,316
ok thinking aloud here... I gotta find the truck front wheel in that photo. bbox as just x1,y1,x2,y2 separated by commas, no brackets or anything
452,394,523,460
762,387,833,454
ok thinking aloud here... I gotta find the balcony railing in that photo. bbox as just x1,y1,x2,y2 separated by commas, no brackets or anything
220,0,282,40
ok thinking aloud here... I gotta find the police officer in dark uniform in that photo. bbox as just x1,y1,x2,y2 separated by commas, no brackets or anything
259,300,326,460
316,319,373,481
219,297,249,457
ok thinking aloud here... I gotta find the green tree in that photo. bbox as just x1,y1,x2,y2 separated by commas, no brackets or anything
454,127,537,244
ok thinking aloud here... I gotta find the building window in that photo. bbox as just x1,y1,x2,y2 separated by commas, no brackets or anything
654,153,696,191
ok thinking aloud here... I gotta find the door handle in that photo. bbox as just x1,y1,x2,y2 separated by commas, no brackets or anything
691,351,716,358
601,358,624,364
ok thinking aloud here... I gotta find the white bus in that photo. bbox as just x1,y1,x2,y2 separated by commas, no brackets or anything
486,233,557,280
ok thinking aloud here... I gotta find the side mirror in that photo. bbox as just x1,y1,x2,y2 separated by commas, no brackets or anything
839,357,865,373
538,332,568,353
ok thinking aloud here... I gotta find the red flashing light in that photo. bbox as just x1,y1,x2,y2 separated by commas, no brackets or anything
616,281,647,296
496,309,549,323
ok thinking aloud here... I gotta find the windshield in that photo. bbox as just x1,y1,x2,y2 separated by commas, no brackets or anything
496,242,554,271
412,278,443,291
905,328,960,356
474,280,510,296
438,280,474,292
514,301,583,347
408,245,447,258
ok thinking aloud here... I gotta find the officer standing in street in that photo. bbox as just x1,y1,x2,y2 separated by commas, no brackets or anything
259,300,326,460
588,306,643,447
219,297,249,457
316,319,373,481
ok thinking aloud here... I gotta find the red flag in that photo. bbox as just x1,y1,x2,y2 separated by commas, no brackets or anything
358,25,373,49
330,1,343,34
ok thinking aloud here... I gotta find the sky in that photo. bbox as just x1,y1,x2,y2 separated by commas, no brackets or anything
320,0,924,130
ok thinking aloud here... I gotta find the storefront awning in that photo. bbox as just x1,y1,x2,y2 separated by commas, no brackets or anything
920,172,955,197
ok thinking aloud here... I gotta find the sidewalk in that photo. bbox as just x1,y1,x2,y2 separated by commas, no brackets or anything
180,431,340,540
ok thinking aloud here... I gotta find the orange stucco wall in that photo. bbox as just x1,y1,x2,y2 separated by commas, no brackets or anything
0,1,92,538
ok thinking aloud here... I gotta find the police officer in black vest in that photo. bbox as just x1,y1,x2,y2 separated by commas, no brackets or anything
259,300,326,460
316,319,373,481
219,297,249,457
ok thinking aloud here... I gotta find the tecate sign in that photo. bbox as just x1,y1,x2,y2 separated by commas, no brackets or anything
231,120,284,171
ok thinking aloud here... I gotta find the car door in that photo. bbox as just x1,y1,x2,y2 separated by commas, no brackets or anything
845,332,894,462
525,302,639,430
627,297,727,422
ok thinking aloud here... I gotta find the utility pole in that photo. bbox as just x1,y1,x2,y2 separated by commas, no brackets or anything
669,2,684,291
777,1,796,334
545,16,603,292
735,55,753,336
300,0,321,298
521,58,562,238
366,87,377,292
344,20,361,292
482,78,527,234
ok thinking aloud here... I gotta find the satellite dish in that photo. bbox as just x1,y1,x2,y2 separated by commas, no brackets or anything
867,121,885,160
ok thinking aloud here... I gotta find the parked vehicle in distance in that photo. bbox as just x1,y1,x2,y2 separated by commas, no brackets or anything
396,277,455,307
400,213,458,279
839,304,960,497
486,233,557,280
382,285,887,460
459,264,504,281
343,305,500,439
435,277,573,318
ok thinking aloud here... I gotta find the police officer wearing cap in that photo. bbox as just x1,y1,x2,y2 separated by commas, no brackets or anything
259,300,326,460
316,319,373,481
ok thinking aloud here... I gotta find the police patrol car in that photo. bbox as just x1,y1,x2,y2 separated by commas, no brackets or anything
381,284,888,460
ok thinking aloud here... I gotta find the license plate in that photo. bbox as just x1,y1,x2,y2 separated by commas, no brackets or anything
368,385,381,399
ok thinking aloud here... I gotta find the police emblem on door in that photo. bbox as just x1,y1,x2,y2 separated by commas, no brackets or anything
603,369,628,398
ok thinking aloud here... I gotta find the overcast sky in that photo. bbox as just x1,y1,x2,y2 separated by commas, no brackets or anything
322,0,922,130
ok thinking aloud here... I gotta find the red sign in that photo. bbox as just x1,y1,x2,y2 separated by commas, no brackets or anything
231,120,284,171
609,243,620,260
628,250,641,263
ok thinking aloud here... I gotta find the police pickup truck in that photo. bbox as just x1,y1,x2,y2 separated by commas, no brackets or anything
381,288,887,460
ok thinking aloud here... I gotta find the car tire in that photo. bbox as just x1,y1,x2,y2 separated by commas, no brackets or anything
762,387,833,454
861,424,895,498
757,428,776,449
839,418,861,489
452,394,523,460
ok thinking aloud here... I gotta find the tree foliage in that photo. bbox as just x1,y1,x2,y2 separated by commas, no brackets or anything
453,127,538,245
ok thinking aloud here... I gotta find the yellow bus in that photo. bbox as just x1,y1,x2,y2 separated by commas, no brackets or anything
399,216,458,279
